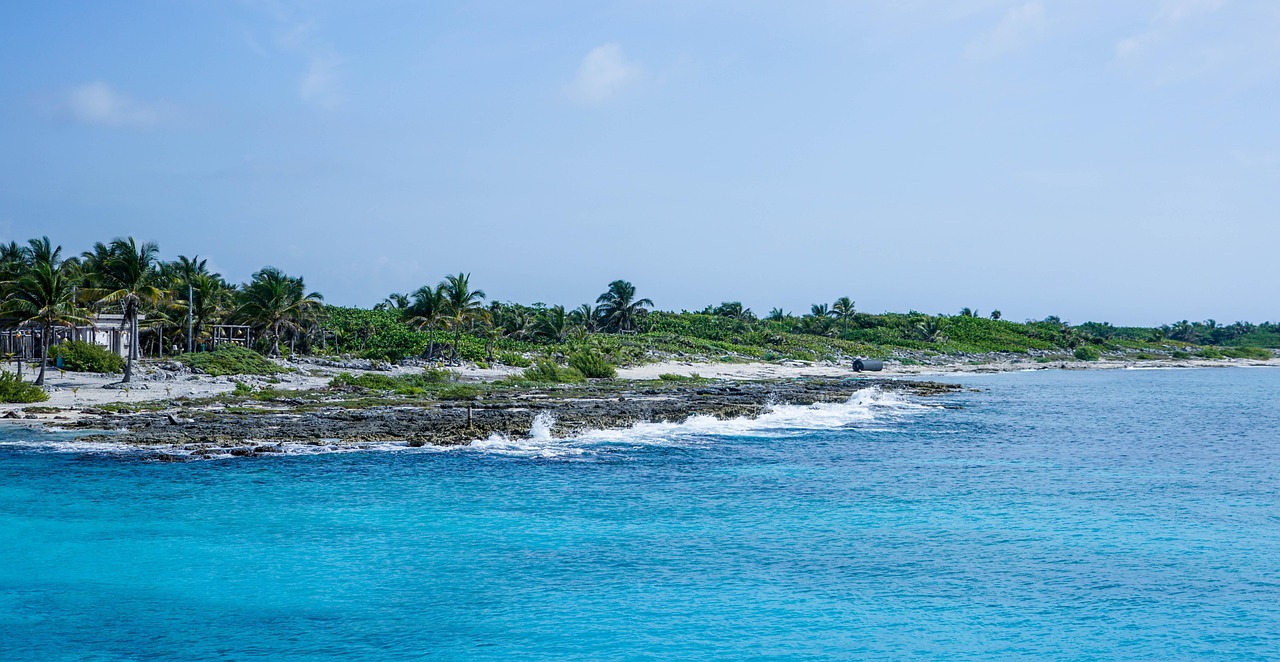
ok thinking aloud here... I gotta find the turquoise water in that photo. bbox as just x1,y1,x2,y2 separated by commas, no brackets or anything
2,368,1279,660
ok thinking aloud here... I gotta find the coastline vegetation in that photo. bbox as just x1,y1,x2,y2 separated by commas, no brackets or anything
1,233,1276,403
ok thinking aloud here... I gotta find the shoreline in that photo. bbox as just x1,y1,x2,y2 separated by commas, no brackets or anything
1,356,1273,453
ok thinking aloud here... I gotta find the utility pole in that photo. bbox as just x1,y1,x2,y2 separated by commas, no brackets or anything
187,284,194,354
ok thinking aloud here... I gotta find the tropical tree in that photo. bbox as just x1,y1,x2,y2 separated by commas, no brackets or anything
916,316,949,344
990,310,1002,320
832,297,856,334
537,305,570,344
375,292,410,312
596,280,652,333
713,301,755,322
235,267,324,357
570,303,599,332
184,273,230,350
440,272,486,359
1,237,89,386
85,237,164,382
767,307,788,322
406,284,446,359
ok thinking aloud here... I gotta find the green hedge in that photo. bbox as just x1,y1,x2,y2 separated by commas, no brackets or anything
178,346,283,376
0,371,48,403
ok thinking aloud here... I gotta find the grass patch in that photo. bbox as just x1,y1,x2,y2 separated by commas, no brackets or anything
436,384,480,400
329,369,457,395
1220,346,1272,360
179,346,283,377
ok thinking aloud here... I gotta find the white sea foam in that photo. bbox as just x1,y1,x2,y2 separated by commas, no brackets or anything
460,387,937,459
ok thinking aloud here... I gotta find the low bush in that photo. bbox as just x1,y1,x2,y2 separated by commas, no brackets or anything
49,341,124,374
1073,346,1101,361
179,346,283,377
496,351,532,368
568,350,616,379
0,371,48,403
1171,351,1191,360
329,369,456,394
436,384,480,400
1196,348,1224,360
1220,346,1272,360
521,361,584,383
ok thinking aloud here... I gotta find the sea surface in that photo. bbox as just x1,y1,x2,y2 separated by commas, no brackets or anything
2,368,1278,660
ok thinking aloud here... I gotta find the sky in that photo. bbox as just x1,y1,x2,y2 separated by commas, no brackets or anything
1,0,1277,326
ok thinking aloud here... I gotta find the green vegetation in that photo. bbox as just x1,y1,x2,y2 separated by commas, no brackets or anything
329,370,457,396
49,340,125,374
0,371,48,403
178,346,283,377
1073,346,1101,361
522,361,585,383
568,350,616,379
1,234,1275,383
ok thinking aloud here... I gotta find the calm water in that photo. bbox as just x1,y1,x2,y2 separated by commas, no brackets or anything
2,368,1278,660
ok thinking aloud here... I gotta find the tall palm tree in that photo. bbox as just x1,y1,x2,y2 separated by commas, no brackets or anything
832,297,856,334
235,267,324,357
375,292,410,312
185,273,230,350
1,238,88,386
440,273,486,360
596,280,653,333
916,316,949,344
406,284,446,359
87,237,164,383
767,307,789,322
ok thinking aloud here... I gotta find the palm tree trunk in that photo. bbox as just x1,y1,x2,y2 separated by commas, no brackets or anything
428,326,436,360
35,322,50,387
123,312,135,383
453,324,461,360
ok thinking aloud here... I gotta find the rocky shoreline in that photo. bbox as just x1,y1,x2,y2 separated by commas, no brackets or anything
62,378,962,458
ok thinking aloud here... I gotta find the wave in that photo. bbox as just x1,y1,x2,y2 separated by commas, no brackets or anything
462,387,938,459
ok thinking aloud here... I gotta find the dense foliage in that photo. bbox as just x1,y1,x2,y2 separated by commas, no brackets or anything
0,371,48,403
177,346,283,377
49,340,125,373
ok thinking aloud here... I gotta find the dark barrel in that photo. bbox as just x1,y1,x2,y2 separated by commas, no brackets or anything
852,359,883,372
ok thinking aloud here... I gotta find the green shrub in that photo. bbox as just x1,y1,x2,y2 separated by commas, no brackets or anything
1196,348,1224,360
49,341,124,374
522,361,584,383
436,384,480,400
232,381,254,396
568,351,616,379
496,351,532,368
1073,346,1101,361
179,346,283,376
329,369,456,394
659,373,690,381
1171,351,1191,359
0,371,48,403
1134,353,1158,360
1220,346,1271,360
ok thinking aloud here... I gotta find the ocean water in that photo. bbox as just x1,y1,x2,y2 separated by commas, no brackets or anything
2,368,1278,660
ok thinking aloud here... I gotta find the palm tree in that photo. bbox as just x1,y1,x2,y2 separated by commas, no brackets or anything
571,303,599,332
235,267,324,357
537,305,570,344
87,238,164,383
440,273,486,360
766,307,788,322
596,280,653,333
406,284,446,359
185,273,230,351
1,237,89,386
832,297,856,334
375,292,411,312
916,316,949,344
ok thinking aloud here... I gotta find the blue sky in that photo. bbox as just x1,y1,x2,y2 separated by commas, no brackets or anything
2,1,1277,325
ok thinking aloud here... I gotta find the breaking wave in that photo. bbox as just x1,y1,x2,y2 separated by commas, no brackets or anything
463,387,938,459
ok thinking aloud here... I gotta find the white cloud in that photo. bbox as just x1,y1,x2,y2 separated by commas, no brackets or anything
277,21,344,109
567,43,643,104
1116,0,1224,61
965,2,1047,61
62,81,171,129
